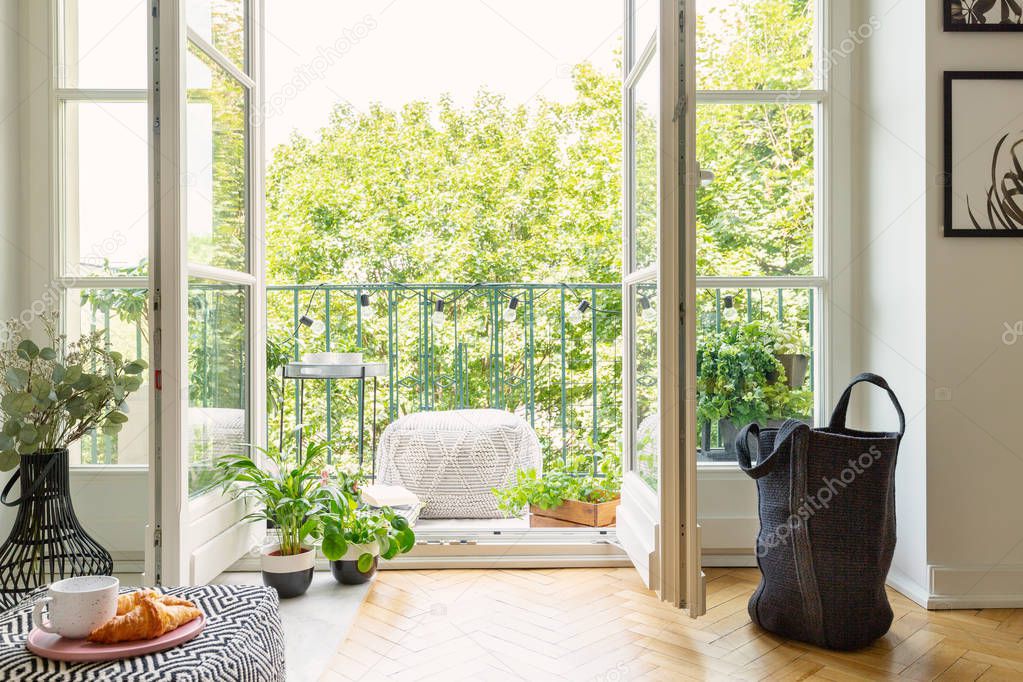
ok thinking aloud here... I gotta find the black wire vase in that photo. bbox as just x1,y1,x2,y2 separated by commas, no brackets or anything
0,449,113,610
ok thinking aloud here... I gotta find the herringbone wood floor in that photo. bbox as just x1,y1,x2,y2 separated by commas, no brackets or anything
324,567,1023,681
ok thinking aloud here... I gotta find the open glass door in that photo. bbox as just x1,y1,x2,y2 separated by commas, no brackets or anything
153,0,265,585
618,0,703,613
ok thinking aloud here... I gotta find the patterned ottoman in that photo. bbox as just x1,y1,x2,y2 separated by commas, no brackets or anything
377,408,542,518
0,584,285,681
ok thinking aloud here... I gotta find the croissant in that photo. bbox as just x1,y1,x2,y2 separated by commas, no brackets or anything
116,590,196,615
89,595,202,643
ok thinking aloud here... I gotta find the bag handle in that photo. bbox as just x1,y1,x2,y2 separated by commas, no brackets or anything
1,456,59,508
828,372,906,440
736,419,810,480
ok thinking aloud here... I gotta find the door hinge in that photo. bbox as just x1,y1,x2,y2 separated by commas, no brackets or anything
152,0,158,18
153,527,162,547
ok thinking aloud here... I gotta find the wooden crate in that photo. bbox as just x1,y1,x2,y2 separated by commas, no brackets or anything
529,498,620,528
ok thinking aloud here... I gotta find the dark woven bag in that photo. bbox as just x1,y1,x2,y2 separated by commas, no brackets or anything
735,373,904,650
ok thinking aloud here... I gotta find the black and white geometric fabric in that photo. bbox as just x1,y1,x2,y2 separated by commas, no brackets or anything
0,584,286,681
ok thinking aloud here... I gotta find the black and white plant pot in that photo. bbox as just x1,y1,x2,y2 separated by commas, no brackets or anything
329,541,379,585
261,544,315,598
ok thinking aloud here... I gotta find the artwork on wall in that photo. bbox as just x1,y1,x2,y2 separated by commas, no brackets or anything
944,72,1023,237
945,1,1023,31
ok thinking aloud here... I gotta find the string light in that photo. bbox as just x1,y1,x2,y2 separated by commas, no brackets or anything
568,300,590,325
503,296,519,323
639,295,657,322
431,299,446,326
722,295,738,322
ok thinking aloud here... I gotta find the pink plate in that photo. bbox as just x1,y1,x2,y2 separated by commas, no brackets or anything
26,614,206,662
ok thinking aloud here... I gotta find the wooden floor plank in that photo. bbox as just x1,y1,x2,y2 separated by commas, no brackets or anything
327,568,1023,681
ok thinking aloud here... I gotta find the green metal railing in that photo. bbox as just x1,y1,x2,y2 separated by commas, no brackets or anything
267,283,624,471
76,282,815,468
266,282,814,471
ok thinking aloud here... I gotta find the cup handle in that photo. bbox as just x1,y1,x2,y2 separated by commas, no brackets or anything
32,597,57,633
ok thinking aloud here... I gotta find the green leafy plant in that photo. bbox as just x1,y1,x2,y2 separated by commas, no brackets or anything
774,324,807,356
0,312,148,470
492,453,621,519
320,487,416,571
215,434,343,556
696,320,811,431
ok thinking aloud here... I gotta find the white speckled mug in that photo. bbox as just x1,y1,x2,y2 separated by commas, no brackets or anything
31,576,119,639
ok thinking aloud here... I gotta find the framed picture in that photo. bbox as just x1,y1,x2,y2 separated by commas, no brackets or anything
945,1,1023,31
944,72,1023,237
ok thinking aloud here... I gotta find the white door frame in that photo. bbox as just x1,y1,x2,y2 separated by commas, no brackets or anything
617,0,701,613
152,0,266,586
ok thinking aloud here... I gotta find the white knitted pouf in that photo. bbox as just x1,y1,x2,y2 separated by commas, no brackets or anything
376,409,542,519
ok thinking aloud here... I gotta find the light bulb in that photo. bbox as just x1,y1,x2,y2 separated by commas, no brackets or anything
568,300,590,325
503,296,519,323
722,295,738,322
431,299,445,326
640,296,657,322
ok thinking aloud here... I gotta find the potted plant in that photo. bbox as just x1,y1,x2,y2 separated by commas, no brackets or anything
696,320,812,457
321,507,414,584
772,325,809,389
215,436,342,598
493,454,621,528
0,311,147,607
320,476,416,584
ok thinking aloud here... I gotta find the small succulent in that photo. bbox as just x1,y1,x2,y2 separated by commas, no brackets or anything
0,312,147,470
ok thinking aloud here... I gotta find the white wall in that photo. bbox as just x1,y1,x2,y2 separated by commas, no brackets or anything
0,0,147,570
853,0,1023,608
923,2,1023,607
0,0,23,542
851,0,930,603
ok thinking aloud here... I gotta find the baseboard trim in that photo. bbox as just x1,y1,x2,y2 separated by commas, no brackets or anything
885,567,931,608
927,564,1023,609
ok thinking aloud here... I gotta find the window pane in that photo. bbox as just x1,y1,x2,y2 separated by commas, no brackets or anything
62,102,150,276
188,280,249,496
631,52,659,271
631,0,658,61
59,0,148,89
67,288,150,466
187,0,247,72
696,287,814,463
697,103,815,277
186,43,249,272
697,0,815,91
630,280,658,490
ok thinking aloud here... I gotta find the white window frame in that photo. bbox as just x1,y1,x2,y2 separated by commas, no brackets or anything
48,0,153,473
694,0,852,472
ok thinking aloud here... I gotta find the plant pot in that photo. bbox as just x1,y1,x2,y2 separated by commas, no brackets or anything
529,498,620,528
261,544,315,598
0,450,113,610
330,541,380,585
775,353,809,388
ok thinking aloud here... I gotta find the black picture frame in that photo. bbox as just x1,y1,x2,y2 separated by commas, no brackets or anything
944,71,1023,237
945,1,1023,31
